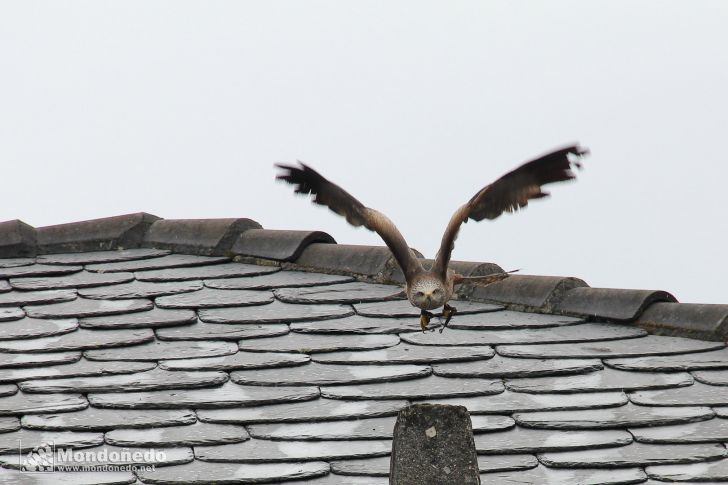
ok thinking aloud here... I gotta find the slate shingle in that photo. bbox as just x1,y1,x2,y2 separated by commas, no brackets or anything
505,368,693,393
24,297,153,319
155,288,274,309
354,298,502,317
135,460,330,485
9,271,135,290
0,392,87,415
0,429,103,453
238,333,399,354
631,417,728,443
275,282,403,304
606,348,728,371
321,375,504,400
205,270,353,290
0,317,78,340
0,351,80,368
83,339,237,361
0,289,76,306
631,381,728,406
0,468,136,484
479,466,647,485
85,254,229,273
159,351,310,371
0,264,82,278
230,362,430,386
474,427,633,454
313,344,494,364
0,359,155,383
21,407,196,431
433,355,602,378
79,307,197,329
199,299,353,324
291,314,430,334
0,307,24,321
421,390,629,413
105,421,249,447
0,328,154,353
155,321,289,341
36,248,170,265
248,417,397,441
135,262,278,281
78,280,203,299
646,459,728,481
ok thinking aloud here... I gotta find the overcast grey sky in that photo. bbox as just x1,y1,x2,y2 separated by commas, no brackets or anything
1,1,726,303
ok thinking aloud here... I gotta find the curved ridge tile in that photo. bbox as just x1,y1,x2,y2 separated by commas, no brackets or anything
230,362,430,386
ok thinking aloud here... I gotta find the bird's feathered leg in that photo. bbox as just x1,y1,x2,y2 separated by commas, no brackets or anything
419,310,435,332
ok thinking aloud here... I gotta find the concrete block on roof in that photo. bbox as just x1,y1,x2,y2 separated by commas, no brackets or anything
0,220,37,258
636,302,728,341
36,213,159,254
555,287,677,322
231,229,335,262
470,274,587,311
390,403,480,485
143,218,261,256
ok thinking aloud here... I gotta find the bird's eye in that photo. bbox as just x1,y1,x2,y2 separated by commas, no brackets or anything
415,291,424,298
433,288,442,294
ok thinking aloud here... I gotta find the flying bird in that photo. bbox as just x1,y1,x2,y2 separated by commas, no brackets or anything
276,145,588,331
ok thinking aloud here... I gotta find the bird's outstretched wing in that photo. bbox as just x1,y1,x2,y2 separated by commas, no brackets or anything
276,163,422,281
432,145,588,278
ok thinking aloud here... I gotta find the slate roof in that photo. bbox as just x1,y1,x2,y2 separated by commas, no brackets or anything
0,214,728,484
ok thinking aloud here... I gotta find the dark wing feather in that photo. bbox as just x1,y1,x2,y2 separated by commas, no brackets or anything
276,162,422,281
432,145,588,278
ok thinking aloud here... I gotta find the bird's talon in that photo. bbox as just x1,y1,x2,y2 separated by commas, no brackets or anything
439,304,458,333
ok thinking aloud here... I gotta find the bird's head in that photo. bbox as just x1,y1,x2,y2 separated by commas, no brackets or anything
408,278,447,310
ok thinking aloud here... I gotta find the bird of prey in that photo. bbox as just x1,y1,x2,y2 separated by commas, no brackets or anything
276,145,587,331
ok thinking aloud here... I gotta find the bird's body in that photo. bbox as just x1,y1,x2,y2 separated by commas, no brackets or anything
276,144,587,330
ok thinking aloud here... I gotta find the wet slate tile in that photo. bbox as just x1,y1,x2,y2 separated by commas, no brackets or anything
86,254,229,273
206,270,353,290
291,314,431,334
21,407,196,431
25,297,153,319
303,476,387,485
313,344,494,365
0,328,154,353
0,428,103,453
159,351,310,371
632,381,728,406
88,381,319,409
0,386,15,397
0,351,80,368
475,427,633,454
79,280,203,300
448,310,584,330
275,281,404,304
80,307,197,329
606,348,728,372
84,339,237,361
420,390,629,414
196,438,392,462
37,248,170,265
0,468,136,484
0,264,82,278
135,262,279,281
355,298,503,317
515,403,714,429
433,355,602,378
0,417,19,433
713,407,728,418
540,442,727,468
647,459,728,482
330,456,390,476
231,362,430,386
0,289,77,307
631,417,728,443
499,335,726,359
156,322,289,341
478,454,538,473
135,460,330,485
0,258,34,268
238,333,399,354
693,369,728,385
507,368,694,394
19,367,228,393
10,271,134,290
0,359,156,383
479,466,647,485
0,307,24,322
403,323,646,346
156,288,273,309
0,281,8,293
106,421,249,447
0,317,78,340
321,375,504,400
197,398,407,424
248,416,397,440
199,300,353,324
471,415,516,433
